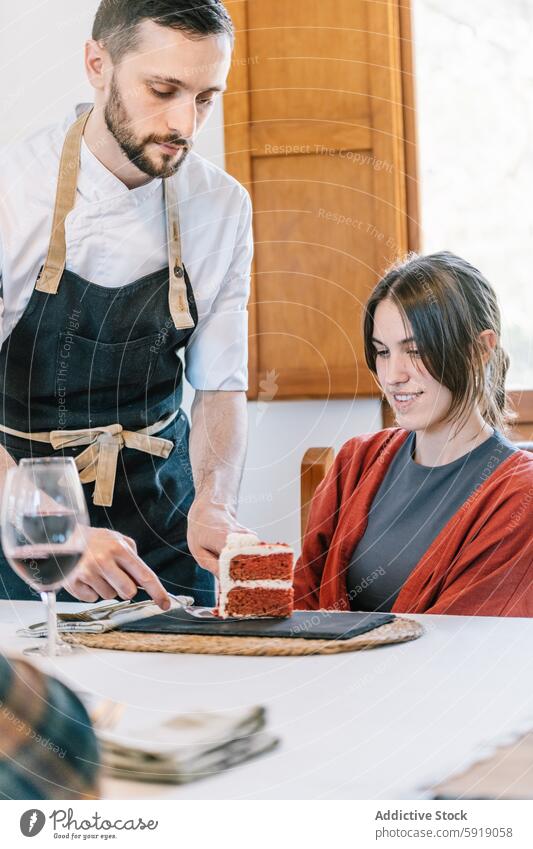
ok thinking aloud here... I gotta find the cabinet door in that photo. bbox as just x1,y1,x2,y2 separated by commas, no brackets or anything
225,0,418,398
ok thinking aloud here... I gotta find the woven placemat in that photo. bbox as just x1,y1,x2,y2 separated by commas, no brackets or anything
63,616,423,656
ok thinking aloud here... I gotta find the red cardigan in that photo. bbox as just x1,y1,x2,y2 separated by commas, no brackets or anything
294,428,533,617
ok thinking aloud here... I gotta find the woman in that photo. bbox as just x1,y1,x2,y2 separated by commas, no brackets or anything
294,252,533,617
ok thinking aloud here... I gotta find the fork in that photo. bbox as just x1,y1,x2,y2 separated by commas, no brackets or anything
21,596,221,636
22,598,160,631
51,594,217,620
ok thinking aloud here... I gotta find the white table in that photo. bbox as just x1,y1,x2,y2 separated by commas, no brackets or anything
1,601,533,800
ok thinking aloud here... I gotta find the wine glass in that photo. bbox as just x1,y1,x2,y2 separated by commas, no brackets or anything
1,457,89,656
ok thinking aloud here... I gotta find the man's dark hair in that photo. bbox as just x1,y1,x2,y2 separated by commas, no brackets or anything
93,0,234,62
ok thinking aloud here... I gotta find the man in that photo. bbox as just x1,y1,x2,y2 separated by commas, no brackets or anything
0,0,252,606
0,654,99,799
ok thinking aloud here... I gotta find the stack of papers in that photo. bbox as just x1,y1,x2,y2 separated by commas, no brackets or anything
97,705,279,783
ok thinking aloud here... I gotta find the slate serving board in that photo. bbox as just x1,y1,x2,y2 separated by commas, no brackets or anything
119,608,396,641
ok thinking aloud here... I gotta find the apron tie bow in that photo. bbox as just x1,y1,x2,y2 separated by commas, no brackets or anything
0,410,180,509
48,422,175,508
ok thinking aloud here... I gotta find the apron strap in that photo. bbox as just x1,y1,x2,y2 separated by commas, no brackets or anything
165,177,195,330
35,110,91,295
35,109,196,331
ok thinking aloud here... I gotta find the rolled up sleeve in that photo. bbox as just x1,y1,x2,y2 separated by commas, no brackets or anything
185,190,253,391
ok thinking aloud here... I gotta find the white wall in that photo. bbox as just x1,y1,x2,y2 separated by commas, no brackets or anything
0,2,380,554
412,0,533,388
235,399,381,550
0,2,95,145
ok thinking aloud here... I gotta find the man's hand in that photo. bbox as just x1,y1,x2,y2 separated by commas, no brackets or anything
187,499,251,577
64,527,171,609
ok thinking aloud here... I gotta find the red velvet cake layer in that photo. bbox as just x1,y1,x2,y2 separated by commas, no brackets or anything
226,587,294,618
229,552,293,581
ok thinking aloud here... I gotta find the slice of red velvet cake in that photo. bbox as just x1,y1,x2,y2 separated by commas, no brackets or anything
217,533,294,619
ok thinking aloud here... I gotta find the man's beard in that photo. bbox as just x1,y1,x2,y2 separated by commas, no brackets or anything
104,75,191,179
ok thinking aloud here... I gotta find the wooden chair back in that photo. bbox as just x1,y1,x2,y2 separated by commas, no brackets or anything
300,448,335,542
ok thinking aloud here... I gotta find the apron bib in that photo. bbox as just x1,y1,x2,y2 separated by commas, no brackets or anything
0,110,215,605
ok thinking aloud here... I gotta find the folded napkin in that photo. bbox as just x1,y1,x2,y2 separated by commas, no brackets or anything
17,596,195,637
97,705,279,784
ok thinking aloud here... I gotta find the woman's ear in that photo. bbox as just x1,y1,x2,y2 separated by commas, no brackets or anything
479,329,498,365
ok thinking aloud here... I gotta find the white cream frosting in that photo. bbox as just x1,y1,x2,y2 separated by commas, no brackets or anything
218,533,294,584
225,532,261,549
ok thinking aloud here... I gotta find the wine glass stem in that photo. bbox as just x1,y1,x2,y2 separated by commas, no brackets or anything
42,591,57,657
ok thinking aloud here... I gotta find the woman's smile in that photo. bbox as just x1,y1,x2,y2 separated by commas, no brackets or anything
390,390,424,412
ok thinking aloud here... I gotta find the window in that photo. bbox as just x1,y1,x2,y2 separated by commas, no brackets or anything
413,0,533,390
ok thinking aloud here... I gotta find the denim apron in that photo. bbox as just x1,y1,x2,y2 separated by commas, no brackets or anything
0,110,215,605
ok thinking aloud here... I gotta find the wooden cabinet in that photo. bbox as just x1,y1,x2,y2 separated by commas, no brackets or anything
508,392,533,442
224,0,419,398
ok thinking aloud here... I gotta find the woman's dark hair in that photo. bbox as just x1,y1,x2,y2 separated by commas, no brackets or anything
93,0,234,62
363,251,513,432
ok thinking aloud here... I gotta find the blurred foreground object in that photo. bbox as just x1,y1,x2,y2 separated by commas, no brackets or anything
0,654,99,799
432,731,533,799
97,704,278,783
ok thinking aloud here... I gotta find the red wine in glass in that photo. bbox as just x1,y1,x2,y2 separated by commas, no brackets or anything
9,545,83,592
1,458,89,656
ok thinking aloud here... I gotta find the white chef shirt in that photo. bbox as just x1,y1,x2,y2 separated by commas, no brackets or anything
0,103,253,391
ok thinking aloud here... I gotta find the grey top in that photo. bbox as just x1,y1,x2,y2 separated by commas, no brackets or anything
347,430,517,612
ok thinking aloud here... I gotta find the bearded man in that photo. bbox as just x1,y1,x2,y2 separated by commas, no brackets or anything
0,1,252,606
